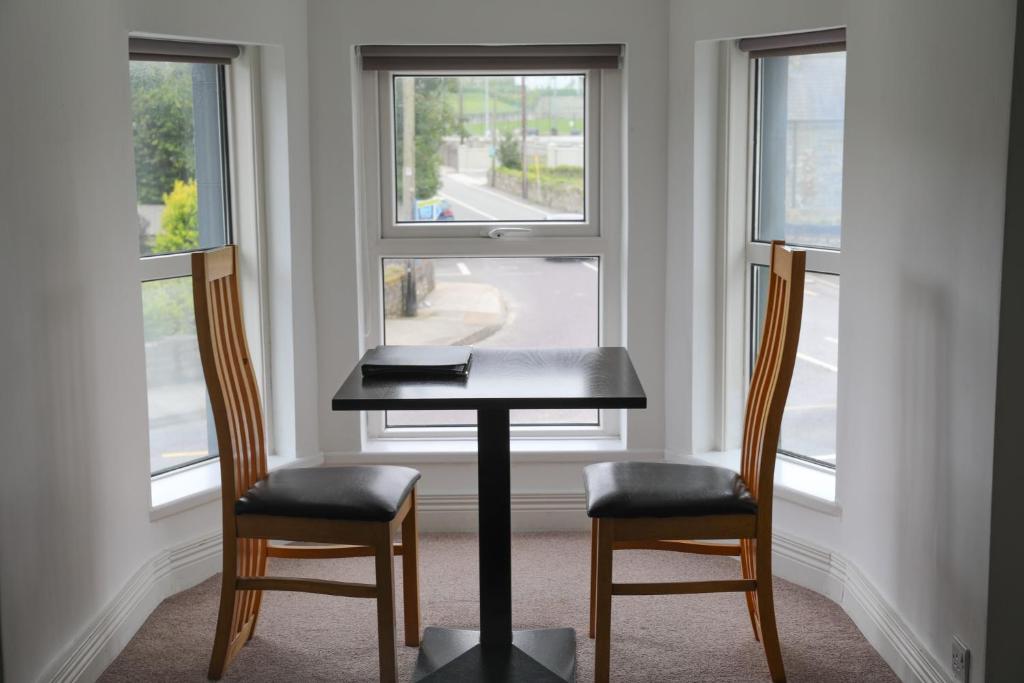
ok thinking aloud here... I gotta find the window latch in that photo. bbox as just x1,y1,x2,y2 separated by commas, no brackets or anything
484,226,533,239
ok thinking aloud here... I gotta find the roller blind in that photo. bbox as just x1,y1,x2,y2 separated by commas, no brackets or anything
359,44,623,71
129,37,242,64
737,28,845,59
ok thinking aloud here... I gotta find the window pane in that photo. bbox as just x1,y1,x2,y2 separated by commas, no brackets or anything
393,75,585,223
131,61,228,257
142,277,217,475
755,52,845,249
382,257,599,427
752,267,838,466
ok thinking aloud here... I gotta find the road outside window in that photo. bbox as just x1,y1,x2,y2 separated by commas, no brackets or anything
383,257,599,428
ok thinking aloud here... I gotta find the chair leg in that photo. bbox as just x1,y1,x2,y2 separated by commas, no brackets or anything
375,526,398,683
246,539,269,641
594,519,614,683
754,536,786,682
589,517,598,639
209,537,256,679
401,489,422,647
740,538,761,641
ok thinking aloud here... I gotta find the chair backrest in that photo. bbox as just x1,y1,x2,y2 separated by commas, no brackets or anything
192,246,267,504
740,241,806,507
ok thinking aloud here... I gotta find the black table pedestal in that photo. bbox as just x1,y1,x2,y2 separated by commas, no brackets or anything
412,627,576,682
411,409,576,681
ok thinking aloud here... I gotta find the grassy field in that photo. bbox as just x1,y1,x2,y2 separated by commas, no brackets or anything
442,83,584,136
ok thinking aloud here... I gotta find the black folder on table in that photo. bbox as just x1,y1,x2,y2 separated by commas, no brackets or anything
361,345,473,378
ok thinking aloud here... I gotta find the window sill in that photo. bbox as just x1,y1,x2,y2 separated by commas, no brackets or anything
326,436,659,465
676,450,840,516
149,453,323,521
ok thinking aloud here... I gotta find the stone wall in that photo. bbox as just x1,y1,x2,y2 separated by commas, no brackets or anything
383,259,436,318
492,168,583,215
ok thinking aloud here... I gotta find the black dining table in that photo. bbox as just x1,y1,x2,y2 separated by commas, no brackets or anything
332,347,646,682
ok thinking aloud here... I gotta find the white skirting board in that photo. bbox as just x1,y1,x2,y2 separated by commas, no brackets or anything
42,532,222,683
45,493,949,683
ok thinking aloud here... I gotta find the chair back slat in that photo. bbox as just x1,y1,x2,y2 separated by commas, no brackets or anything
740,241,805,506
192,246,267,503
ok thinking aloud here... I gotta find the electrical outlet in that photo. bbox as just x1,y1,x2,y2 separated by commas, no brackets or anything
952,636,970,683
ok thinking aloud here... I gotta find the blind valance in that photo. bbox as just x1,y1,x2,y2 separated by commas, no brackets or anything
359,44,623,71
129,37,241,64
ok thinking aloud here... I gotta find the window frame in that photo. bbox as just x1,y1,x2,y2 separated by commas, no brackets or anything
135,47,273,478
719,41,843,469
357,61,624,442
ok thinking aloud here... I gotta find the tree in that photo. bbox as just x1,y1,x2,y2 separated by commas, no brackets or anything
498,129,521,170
396,78,457,199
154,179,198,253
130,62,195,204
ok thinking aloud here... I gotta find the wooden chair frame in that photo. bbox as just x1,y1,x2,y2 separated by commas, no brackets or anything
193,246,420,682
588,241,805,683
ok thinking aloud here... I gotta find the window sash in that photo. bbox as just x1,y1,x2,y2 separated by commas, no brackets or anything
130,57,234,475
743,47,843,468
370,70,602,239
718,41,843,467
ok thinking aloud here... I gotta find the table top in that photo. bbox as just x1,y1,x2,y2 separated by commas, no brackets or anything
331,347,646,411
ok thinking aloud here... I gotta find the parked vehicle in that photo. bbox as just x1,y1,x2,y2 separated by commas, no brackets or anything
414,197,455,221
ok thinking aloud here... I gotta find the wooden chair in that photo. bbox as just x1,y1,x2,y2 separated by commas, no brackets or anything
584,241,805,682
193,246,421,682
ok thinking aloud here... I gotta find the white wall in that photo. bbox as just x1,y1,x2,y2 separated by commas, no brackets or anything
668,0,1016,680
838,1,1014,679
0,1,312,680
307,0,670,500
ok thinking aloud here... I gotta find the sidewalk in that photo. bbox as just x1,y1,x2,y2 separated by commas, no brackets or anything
385,280,507,346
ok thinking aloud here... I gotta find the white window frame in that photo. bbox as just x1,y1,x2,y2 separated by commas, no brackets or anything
718,42,841,467
357,63,624,442
376,70,601,238
137,46,273,479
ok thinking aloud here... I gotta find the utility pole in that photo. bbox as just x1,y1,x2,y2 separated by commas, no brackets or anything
401,78,418,314
402,77,416,221
458,78,465,144
487,78,496,186
520,77,528,199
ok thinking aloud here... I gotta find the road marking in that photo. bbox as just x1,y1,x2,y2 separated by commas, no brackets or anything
457,262,471,276
437,191,498,220
161,450,210,458
444,174,552,219
797,352,838,373
824,336,839,344
581,260,599,272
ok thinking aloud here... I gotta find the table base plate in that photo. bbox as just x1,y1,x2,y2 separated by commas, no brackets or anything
412,627,576,682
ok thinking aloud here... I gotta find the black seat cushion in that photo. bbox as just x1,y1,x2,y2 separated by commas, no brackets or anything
236,465,420,522
584,461,757,518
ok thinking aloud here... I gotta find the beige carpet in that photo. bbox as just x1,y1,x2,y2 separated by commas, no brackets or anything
100,533,897,682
